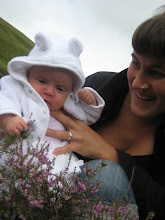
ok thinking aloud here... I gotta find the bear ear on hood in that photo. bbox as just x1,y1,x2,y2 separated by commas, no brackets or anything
68,38,83,57
35,32,50,51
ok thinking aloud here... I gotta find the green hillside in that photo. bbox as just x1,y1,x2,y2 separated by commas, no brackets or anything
0,17,34,77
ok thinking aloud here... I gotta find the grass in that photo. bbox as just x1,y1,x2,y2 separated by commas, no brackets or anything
0,17,34,77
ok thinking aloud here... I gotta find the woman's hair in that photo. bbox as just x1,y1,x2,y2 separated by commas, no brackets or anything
132,6,165,58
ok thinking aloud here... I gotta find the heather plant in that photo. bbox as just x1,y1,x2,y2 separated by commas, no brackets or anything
0,129,154,220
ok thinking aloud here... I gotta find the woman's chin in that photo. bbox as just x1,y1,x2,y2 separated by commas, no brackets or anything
131,105,153,119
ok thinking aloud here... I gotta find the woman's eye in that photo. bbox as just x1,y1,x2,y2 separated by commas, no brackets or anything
150,71,165,78
132,60,140,69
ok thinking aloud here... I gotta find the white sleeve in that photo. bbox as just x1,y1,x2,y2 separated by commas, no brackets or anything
63,87,105,125
0,76,22,116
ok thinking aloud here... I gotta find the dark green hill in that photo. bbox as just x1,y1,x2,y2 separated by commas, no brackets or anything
0,17,34,77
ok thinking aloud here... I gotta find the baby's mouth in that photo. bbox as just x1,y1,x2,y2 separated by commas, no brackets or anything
136,92,156,101
44,100,51,106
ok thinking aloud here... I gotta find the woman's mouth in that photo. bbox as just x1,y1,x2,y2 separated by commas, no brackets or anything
136,92,156,101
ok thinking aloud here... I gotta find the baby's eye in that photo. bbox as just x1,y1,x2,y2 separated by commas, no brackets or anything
38,79,46,84
57,87,64,92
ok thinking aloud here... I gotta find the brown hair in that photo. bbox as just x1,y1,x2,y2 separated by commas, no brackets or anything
132,6,165,58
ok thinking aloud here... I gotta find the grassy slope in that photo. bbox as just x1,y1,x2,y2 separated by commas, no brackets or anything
0,17,34,77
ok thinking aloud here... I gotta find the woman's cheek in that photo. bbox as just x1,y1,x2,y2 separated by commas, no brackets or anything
127,68,134,87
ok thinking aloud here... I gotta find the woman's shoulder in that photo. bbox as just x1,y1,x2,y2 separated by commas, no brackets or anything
84,71,117,90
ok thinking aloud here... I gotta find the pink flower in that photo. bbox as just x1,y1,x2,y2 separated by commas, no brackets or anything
5,196,11,201
19,214,26,220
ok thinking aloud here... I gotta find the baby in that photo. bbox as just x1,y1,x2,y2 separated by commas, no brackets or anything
0,33,105,177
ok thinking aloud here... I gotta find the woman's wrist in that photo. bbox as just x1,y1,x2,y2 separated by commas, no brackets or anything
98,143,119,164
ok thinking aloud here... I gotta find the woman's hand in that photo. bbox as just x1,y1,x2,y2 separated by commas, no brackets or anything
46,111,119,163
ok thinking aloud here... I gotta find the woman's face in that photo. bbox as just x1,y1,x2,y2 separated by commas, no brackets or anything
127,51,165,120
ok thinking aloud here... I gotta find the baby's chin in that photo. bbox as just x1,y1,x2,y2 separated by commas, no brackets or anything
48,106,57,112
48,106,58,112
45,102,54,111
44,101,60,111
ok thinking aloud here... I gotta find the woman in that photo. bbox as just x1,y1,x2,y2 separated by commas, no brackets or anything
46,9,165,219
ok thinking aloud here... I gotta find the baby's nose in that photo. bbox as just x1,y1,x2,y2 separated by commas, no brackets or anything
45,87,55,96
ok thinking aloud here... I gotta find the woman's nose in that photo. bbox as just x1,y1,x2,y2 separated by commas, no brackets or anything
132,69,148,89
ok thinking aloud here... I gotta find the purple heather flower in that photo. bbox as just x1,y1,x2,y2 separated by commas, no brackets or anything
48,179,58,187
19,214,26,220
16,163,22,169
25,184,31,189
96,202,104,211
78,181,86,192
29,199,43,209
8,156,15,165
5,196,11,201
0,128,139,219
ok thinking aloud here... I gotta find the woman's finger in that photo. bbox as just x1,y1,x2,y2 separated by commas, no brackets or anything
53,144,73,155
46,128,71,140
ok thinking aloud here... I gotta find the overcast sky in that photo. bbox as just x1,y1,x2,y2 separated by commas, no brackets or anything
0,0,165,76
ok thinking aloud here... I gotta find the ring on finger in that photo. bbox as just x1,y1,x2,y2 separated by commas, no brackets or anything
68,131,72,141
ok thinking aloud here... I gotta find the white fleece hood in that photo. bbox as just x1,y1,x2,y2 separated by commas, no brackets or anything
7,32,85,100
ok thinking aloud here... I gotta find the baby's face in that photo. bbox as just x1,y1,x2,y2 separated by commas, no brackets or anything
28,66,73,111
